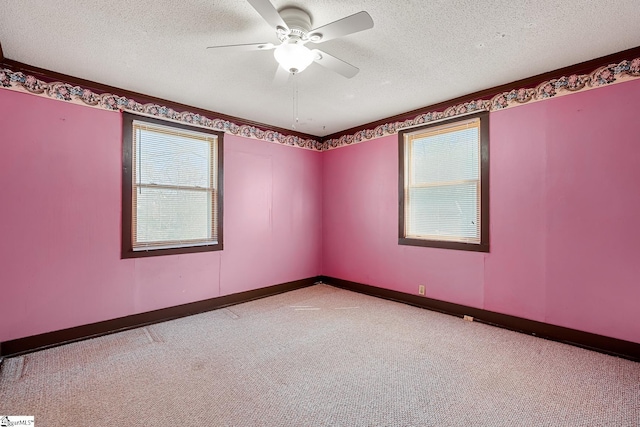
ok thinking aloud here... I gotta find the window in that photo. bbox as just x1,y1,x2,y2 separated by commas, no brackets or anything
398,111,489,252
122,113,223,258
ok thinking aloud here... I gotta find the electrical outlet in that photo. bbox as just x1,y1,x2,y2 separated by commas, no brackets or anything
418,285,425,295
463,315,474,322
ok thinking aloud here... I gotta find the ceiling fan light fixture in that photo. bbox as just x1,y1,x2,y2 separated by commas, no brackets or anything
274,42,315,74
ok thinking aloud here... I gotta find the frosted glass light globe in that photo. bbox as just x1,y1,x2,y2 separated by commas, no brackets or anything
274,42,315,74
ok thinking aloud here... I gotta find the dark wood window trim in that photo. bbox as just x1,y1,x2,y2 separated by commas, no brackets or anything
398,111,489,252
122,112,224,258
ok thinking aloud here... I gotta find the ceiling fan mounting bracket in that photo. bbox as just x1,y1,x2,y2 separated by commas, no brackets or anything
277,7,313,42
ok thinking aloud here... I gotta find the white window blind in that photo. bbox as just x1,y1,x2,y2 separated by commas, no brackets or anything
404,118,481,243
132,120,218,250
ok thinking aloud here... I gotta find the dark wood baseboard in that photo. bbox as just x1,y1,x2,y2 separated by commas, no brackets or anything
0,277,319,358
4,276,638,362
320,276,640,362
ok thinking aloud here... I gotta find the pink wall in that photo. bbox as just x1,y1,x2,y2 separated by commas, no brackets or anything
323,79,640,344
2,77,639,345
0,90,322,342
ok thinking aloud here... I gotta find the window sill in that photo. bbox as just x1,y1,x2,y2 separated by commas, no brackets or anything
398,237,489,253
122,242,223,259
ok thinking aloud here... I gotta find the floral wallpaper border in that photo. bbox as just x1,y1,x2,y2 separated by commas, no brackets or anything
0,68,323,151
322,57,640,150
1,56,639,152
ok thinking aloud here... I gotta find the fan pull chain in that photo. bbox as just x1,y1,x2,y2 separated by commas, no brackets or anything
292,73,299,129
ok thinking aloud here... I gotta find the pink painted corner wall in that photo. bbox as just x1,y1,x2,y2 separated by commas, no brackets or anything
2,75,639,346
0,90,322,342
321,136,486,309
322,79,640,344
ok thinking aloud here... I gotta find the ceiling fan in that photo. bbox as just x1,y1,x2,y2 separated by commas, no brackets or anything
207,0,374,79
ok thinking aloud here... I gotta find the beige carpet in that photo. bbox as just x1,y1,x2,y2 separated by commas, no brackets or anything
1,284,638,426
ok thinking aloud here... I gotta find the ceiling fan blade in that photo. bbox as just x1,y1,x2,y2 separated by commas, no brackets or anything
273,65,290,86
206,42,275,51
311,49,359,78
247,0,289,30
307,11,373,43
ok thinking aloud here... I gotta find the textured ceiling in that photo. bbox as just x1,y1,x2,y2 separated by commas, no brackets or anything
1,0,639,137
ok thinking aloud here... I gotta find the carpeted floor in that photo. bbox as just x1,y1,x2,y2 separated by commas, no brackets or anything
1,284,638,426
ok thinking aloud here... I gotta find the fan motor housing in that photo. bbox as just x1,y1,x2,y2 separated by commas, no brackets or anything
278,7,312,40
